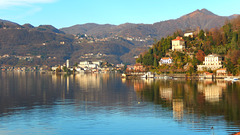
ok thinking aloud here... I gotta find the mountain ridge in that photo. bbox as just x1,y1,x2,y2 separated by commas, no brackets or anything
61,9,239,39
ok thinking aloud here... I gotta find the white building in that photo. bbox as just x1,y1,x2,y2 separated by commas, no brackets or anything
184,32,194,38
159,57,173,65
197,54,223,71
78,61,102,69
172,36,185,51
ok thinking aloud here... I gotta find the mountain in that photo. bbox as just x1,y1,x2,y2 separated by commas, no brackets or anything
0,9,239,66
61,9,239,39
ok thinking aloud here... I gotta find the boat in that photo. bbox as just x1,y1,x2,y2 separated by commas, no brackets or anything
224,76,239,81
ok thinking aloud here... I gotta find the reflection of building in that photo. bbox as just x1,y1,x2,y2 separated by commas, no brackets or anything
159,88,172,101
197,54,223,71
74,74,102,91
172,36,185,51
204,86,222,102
198,80,225,103
173,99,184,120
134,81,145,91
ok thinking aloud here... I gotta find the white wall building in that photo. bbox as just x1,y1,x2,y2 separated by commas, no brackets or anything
197,54,223,71
159,57,173,65
184,32,194,38
78,61,102,69
172,36,185,51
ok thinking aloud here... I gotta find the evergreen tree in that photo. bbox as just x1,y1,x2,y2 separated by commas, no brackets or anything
154,57,158,67
198,30,205,40
143,53,154,66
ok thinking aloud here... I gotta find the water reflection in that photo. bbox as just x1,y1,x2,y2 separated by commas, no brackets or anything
0,72,137,116
131,78,240,134
1,72,240,134
198,80,226,103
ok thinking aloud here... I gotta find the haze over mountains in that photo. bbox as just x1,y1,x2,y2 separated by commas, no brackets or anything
0,9,238,66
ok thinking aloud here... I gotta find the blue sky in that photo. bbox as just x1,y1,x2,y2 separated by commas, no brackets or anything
0,0,240,28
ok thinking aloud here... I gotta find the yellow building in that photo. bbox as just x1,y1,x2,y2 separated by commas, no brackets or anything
172,36,185,51
197,54,223,71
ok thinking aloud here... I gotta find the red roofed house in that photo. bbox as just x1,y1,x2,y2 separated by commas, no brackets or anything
172,36,185,51
203,72,214,79
134,63,145,72
159,57,173,65
216,68,227,77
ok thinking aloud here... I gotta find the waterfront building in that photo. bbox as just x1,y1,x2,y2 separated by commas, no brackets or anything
159,57,173,65
172,36,185,51
197,54,223,71
216,68,227,77
134,63,145,72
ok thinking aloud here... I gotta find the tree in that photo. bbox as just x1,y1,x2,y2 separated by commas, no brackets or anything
196,50,206,62
136,54,143,64
143,53,154,66
225,58,236,75
63,66,68,72
153,57,158,67
198,30,205,40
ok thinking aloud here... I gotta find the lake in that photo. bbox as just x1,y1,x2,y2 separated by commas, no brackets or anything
0,72,240,135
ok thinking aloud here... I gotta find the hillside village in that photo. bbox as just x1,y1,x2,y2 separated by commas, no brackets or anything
131,16,240,78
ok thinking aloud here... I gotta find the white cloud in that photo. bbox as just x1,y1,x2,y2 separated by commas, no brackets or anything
0,0,56,8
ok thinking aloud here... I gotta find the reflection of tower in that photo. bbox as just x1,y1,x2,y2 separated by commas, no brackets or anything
173,99,184,121
67,76,69,94
66,59,69,68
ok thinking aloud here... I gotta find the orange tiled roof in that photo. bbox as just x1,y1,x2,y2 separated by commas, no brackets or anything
161,57,172,60
172,36,184,41
217,68,226,71
134,63,143,66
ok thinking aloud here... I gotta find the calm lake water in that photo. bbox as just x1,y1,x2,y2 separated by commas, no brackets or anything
0,72,240,135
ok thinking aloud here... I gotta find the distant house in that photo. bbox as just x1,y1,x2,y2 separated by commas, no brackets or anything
172,36,185,51
51,66,59,71
204,72,214,79
126,65,134,71
116,63,125,68
159,57,173,65
78,61,102,69
184,32,194,38
197,54,223,71
134,63,145,72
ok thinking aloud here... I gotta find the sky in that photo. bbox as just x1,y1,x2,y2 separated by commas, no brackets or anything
0,0,240,29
